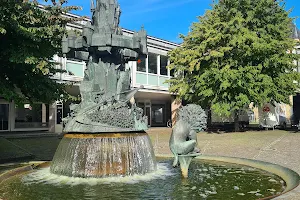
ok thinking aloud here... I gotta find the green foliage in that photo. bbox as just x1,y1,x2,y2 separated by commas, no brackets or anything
168,0,300,116
0,0,81,104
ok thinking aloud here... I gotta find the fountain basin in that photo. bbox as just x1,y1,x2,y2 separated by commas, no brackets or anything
50,132,157,178
1,156,299,200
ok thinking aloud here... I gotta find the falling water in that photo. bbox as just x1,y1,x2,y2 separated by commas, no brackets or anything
50,133,157,178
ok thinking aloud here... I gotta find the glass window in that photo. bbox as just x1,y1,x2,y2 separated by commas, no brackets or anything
148,53,158,74
15,104,49,129
160,55,168,76
66,61,84,77
137,58,146,72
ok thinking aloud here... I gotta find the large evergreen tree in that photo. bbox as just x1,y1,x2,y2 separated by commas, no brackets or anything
168,0,300,131
0,0,80,104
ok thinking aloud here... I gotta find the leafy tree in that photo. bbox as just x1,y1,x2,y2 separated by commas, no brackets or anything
0,0,80,104
168,0,300,131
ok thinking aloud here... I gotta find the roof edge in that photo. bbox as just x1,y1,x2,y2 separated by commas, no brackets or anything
37,4,181,47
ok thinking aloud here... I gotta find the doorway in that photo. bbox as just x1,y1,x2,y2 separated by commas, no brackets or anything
151,104,166,127
293,94,300,125
137,101,151,127
0,103,9,131
137,101,169,127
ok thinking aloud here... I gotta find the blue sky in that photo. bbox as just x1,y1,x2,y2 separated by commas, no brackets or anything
57,0,299,43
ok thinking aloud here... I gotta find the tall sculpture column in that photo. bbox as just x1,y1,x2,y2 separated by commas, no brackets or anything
61,0,148,133
50,0,157,178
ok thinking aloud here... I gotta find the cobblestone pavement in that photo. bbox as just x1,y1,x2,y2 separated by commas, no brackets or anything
0,136,61,163
147,128,300,200
1,129,300,199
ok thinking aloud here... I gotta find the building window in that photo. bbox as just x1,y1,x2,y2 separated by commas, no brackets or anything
148,52,158,74
15,103,49,129
66,60,84,77
160,55,168,76
137,58,146,72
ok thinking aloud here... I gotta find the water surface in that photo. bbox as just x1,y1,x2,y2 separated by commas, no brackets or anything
0,158,285,200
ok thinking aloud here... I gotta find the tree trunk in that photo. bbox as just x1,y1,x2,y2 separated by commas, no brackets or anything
234,110,240,132
207,107,212,132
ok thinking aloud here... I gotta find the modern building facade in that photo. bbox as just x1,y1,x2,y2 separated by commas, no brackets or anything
1,11,299,133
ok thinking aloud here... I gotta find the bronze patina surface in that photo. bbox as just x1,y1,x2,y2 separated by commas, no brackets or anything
62,0,148,133
169,104,207,177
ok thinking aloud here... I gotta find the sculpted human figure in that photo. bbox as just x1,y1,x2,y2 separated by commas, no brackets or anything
169,104,207,167
169,120,200,167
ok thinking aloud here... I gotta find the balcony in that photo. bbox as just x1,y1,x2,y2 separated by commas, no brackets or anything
135,72,170,91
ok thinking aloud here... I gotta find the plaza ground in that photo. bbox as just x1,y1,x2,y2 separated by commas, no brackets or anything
148,128,300,200
1,129,300,199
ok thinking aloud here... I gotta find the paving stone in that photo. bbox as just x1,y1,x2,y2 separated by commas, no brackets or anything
0,138,33,163
147,128,300,200
1,129,300,199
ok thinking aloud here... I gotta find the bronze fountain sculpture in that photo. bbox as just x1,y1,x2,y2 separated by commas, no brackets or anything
62,0,148,133
50,0,156,178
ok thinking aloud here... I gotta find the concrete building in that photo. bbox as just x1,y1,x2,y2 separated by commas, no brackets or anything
1,11,299,133
290,25,300,126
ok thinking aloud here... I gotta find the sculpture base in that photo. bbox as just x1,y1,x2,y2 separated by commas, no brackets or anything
178,153,201,178
50,132,157,178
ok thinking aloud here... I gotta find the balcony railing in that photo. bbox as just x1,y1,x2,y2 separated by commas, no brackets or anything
135,72,170,90
52,56,86,82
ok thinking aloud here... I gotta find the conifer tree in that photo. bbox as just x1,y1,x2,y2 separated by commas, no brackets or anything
168,0,300,131
0,0,80,104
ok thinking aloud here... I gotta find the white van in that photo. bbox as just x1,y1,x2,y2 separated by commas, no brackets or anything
258,102,288,129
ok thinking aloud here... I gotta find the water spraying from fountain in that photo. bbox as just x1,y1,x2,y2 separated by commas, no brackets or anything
50,0,155,178
50,133,156,177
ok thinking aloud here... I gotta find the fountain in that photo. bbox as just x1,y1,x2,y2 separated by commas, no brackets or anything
0,0,300,199
50,0,156,178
